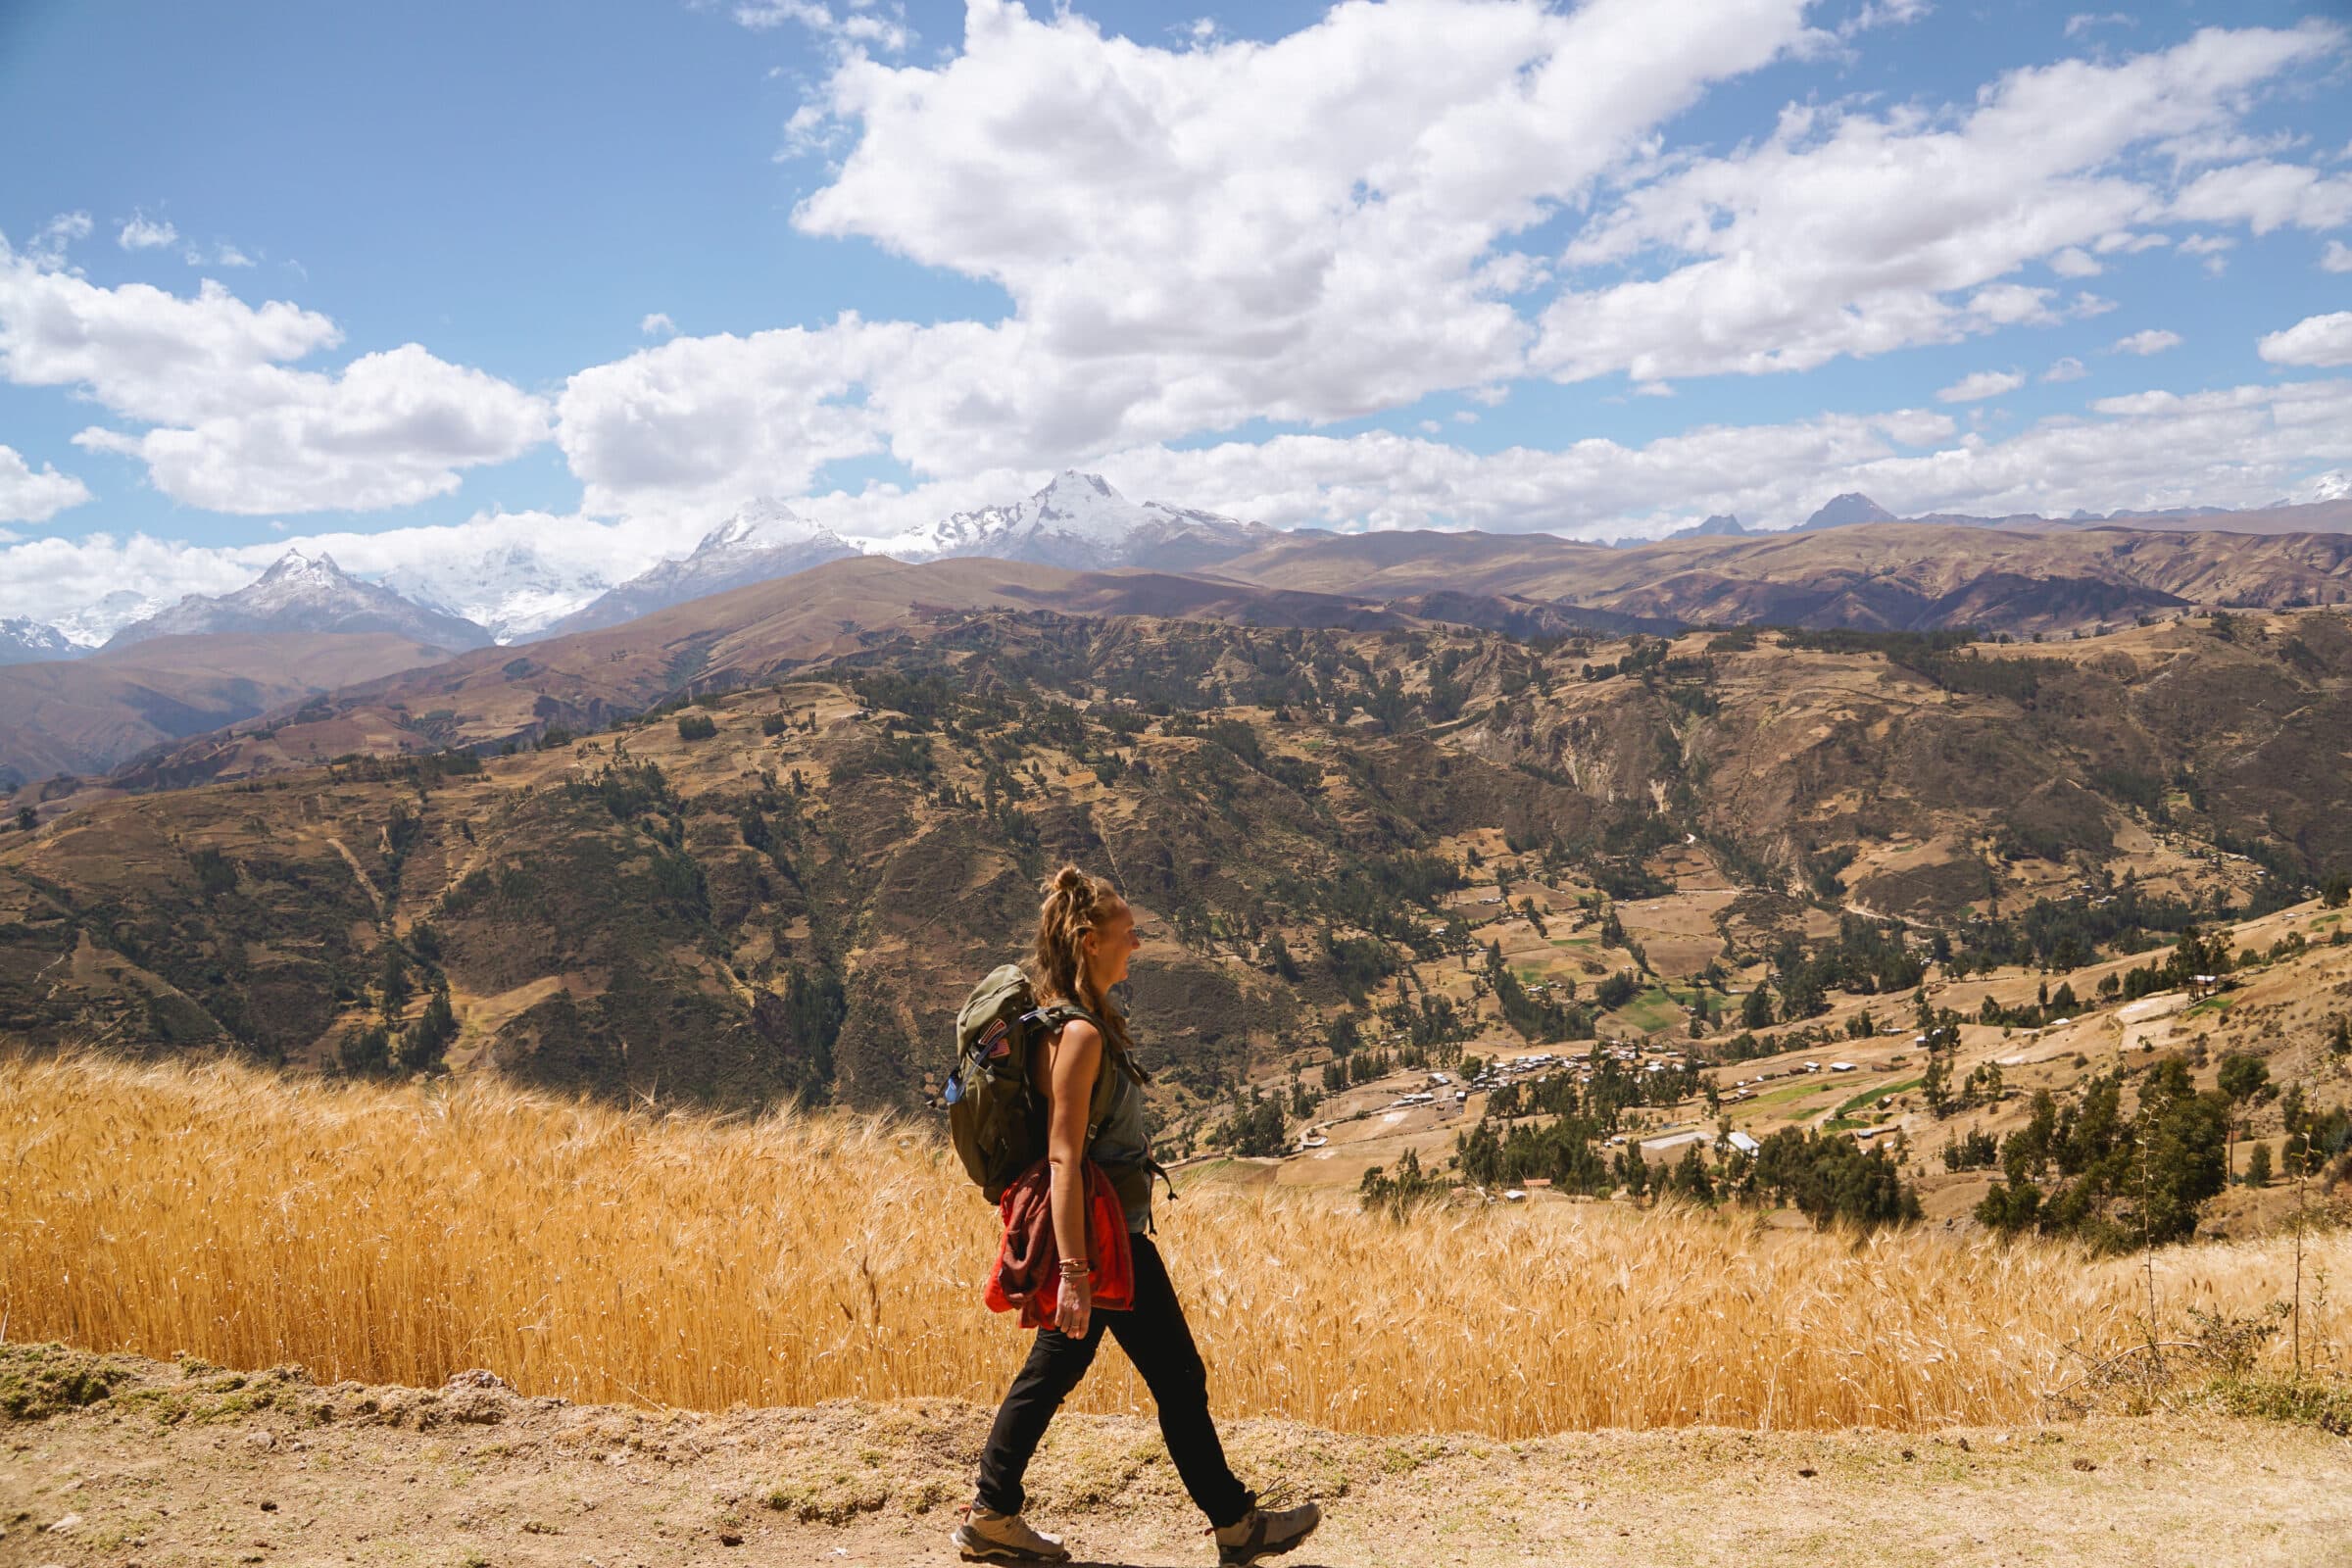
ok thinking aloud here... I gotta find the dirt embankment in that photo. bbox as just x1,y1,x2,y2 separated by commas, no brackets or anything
3,1345,2349,1568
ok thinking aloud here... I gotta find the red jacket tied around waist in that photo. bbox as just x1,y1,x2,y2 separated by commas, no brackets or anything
985,1157,1135,1329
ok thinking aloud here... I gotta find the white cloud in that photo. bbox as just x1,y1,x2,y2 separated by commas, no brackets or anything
118,213,179,251
768,0,1812,480
2110,328,2180,356
639,312,678,338
0,247,343,425
2063,13,2132,38
26,212,90,268
72,344,554,514
2176,230,2233,275
1841,0,1931,35
2258,311,2352,368
0,237,549,514
735,0,912,55
557,318,906,519
0,533,263,626
1534,24,2340,384
0,445,90,524
542,12,2352,523
2170,160,2352,233
823,373,2352,546
1936,369,2025,403
2322,240,2352,272
2042,356,2087,382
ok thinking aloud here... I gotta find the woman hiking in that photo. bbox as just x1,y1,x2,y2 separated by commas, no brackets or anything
954,865,1323,1567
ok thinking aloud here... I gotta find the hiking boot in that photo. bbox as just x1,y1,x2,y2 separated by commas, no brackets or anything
1212,1498,1321,1566
951,1504,1071,1563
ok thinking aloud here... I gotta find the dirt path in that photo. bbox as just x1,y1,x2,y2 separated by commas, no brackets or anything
4,1348,2349,1568
322,836,384,917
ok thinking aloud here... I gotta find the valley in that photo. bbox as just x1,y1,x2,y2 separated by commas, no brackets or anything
2,594,2347,1269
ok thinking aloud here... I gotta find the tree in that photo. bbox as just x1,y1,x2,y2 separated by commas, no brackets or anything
676,713,717,741
1261,928,1299,981
396,988,459,1074
1741,985,1774,1031
2217,1053,2271,1105
339,1023,391,1076
13,807,32,832
2323,871,2350,909
377,945,412,1020
1359,1146,1447,1218
2243,1142,2274,1189
1219,1088,1287,1157
1667,1144,1715,1203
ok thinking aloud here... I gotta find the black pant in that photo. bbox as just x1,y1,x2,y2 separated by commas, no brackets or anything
974,1232,1253,1529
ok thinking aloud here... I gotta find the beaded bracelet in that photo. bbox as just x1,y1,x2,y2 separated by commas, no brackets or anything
1056,1257,1093,1278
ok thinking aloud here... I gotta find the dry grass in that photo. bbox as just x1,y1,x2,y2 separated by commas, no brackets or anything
3,1053,2343,1438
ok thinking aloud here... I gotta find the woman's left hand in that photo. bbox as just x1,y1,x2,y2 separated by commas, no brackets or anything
1054,1270,1093,1338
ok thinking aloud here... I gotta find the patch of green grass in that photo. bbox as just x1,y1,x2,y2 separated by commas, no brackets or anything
762,1472,894,1524
116,1366,303,1426
1745,1079,1837,1109
2208,1375,2352,1436
1826,1076,1921,1123
0,1342,138,1420
2186,994,2238,1019
1612,986,1688,1034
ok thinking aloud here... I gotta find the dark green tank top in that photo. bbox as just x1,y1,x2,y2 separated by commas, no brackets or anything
1039,1004,1157,1233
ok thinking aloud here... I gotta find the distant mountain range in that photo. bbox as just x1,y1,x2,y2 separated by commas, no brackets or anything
105,551,495,652
543,499,861,635
10,480,2352,673
879,470,1274,570
0,618,75,665
379,544,622,645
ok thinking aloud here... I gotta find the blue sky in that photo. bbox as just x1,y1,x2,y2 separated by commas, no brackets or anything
2,0,2350,630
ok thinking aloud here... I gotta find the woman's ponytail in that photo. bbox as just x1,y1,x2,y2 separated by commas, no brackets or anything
1031,862,1132,1055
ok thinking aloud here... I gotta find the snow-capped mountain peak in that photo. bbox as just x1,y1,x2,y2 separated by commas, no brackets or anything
105,549,492,651
878,471,1270,571
247,548,356,602
2289,469,2352,505
702,496,825,553
0,616,75,665
52,590,170,649
538,499,862,636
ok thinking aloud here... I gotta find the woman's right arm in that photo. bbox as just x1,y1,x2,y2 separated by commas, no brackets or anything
1044,1018,1102,1338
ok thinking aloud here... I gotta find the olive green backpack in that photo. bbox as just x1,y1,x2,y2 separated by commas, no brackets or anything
945,963,1141,1202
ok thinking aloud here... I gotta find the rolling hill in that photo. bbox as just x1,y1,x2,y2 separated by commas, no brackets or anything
3,604,2344,1138
0,630,467,788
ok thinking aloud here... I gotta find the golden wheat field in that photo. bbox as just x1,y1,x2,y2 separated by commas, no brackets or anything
2,1053,2342,1438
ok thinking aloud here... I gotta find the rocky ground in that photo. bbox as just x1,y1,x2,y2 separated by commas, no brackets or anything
3,1347,2348,1568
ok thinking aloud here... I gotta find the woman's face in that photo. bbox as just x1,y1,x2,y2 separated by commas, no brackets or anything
1085,902,1142,991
